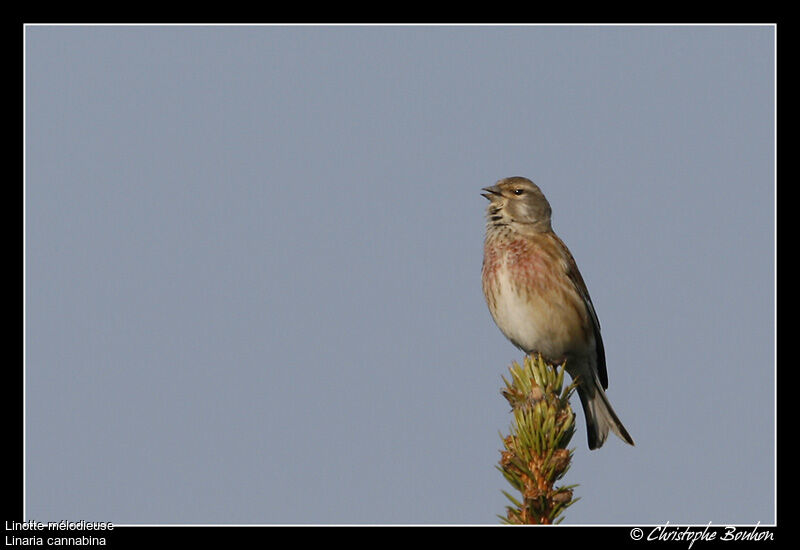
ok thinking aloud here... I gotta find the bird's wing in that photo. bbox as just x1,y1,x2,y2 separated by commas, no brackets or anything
555,234,609,390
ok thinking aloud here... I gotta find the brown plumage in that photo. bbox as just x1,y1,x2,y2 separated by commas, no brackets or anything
481,176,634,450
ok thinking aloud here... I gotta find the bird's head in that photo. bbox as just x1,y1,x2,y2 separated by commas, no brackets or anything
482,176,553,232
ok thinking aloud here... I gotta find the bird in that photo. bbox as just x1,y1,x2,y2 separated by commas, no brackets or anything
481,176,634,450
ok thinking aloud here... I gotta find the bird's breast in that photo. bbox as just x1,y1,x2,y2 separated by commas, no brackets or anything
482,235,591,359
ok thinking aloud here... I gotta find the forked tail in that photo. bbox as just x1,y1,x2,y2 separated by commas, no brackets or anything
576,372,635,450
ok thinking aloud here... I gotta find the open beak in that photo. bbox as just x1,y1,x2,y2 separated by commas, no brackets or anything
481,185,502,200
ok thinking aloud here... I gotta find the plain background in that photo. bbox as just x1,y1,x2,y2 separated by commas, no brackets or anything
25,25,775,525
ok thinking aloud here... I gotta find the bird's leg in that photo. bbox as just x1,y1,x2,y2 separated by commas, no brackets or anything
528,351,566,368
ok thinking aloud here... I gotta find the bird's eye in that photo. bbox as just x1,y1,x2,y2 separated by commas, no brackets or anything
513,189,524,195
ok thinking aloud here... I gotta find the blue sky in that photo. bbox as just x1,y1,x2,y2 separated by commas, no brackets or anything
25,24,775,524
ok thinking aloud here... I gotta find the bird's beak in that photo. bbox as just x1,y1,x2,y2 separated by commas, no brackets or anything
481,185,502,200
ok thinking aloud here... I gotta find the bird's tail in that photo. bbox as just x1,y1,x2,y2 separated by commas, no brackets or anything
576,371,635,450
